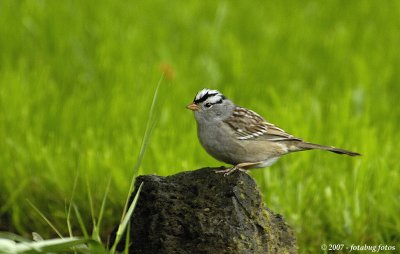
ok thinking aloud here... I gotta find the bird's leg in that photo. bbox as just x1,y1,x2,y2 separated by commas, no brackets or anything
215,161,263,176
214,166,241,175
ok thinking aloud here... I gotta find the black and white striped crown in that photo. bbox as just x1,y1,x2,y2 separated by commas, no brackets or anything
194,88,225,104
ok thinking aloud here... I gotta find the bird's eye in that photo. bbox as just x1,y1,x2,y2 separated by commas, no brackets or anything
204,103,212,108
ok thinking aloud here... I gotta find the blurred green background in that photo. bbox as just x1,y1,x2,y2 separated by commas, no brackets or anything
1,0,399,252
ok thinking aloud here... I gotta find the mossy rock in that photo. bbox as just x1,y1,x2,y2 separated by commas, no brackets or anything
111,167,297,254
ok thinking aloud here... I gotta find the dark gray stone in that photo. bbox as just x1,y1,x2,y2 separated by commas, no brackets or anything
111,167,297,254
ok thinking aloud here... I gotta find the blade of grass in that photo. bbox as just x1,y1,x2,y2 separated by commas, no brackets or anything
133,74,164,176
66,172,80,238
111,75,163,252
110,182,144,254
121,74,163,219
123,222,131,254
73,204,89,239
0,232,30,242
27,199,63,238
93,176,112,242
19,237,89,253
86,177,97,231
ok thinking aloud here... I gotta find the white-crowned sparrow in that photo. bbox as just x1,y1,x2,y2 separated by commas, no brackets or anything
186,88,360,175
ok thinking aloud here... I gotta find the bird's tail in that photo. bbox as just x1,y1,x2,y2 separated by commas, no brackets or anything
297,142,361,156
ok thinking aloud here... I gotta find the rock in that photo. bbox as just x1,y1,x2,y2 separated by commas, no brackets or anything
110,167,297,254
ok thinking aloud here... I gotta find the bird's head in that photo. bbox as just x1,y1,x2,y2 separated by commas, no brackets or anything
186,88,234,123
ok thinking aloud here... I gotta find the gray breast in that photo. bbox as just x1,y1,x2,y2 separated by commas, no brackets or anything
196,121,246,165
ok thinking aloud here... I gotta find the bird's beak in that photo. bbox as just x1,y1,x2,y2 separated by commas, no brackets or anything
186,102,199,111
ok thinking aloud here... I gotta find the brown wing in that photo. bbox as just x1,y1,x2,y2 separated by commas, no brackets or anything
223,107,302,142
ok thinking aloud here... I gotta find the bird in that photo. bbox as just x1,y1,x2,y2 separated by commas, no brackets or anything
186,88,360,175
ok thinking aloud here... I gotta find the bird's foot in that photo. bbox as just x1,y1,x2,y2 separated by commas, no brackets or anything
215,161,263,176
214,166,246,176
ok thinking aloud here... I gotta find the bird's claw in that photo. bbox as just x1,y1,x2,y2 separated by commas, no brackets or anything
214,166,246,176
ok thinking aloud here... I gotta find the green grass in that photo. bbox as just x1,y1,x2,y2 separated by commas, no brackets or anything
0,0,399,253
